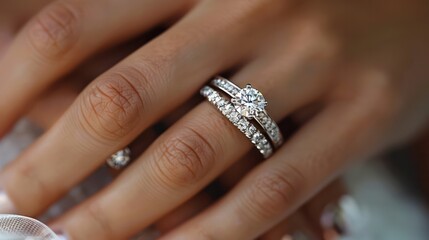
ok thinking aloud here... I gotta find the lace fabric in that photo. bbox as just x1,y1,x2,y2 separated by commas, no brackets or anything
0,215,60,240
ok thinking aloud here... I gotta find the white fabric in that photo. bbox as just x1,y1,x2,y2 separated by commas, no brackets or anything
0,215,60,240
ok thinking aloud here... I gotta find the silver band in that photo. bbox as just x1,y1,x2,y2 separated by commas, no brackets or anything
201,86,273,158
211,76,284,148
107,147,131,169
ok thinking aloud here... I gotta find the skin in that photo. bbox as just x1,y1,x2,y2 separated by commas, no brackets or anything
1,3,344,238
0,0,429,239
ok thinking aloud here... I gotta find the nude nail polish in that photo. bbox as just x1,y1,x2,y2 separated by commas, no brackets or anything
0,189,16,213
54,230,69,240
56,234,69,240
282,232,310,240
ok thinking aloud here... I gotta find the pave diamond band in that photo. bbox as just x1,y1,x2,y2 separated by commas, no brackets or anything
201,86,274,158
211,77,284,148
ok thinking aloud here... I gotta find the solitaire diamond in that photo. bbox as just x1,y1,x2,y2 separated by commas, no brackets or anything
232,84,267,118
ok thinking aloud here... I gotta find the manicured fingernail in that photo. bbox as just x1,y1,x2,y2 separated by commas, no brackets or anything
321,195,363,236
56,234,69,240
321,204,346,234
0,189,16,213
282,232,310,240
54,230,69,240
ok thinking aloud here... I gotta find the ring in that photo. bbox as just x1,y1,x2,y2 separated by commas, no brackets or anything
211,76,284,148
201,86,274,158
107,147,132,169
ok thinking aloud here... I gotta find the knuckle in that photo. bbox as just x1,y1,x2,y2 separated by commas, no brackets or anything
241,166,305,220
27,1,80,60
80,69,145,141
154,127,216,187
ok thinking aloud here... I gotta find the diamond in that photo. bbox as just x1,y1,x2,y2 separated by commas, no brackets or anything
217,99,226,107
222,104,233,115
214,78,223,85
229,111,240,123
238,119,249,131
252,132,263,142
232,84,267,118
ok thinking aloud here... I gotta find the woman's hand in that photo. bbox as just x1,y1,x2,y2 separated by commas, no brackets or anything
0,0,429,239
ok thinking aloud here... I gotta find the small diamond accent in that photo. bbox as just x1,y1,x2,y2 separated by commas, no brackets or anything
238,119,249,131
252,132,263,143
229,111,240,123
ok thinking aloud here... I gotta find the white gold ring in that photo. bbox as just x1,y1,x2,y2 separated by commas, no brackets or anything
201,86,274,158
211,76,284,148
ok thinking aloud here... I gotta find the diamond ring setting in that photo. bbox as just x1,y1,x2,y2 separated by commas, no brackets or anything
211,77,283,148
201,77,284,158
201,86,273,158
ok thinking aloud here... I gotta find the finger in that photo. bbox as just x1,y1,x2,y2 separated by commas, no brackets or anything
26,37,145,130
261,212,319,240
261,179,347,240
218,117,302,190
50,19,338,239
26,83,78,130
162,73,391,240
303,180,347,234
0,29,12,58
0,0,194,136
1,0,291,218
156,152,266,234
155,193,213,234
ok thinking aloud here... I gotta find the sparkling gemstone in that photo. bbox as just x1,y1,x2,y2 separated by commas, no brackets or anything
222,104,233,114
252,132,263,142
217,99,226,107
229,111,240,123
232,84,267,118
238,119,248,131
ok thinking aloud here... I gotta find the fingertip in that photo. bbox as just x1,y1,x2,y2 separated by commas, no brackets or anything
0,189,16,214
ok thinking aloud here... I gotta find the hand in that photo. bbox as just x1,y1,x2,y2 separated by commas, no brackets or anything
30,74,350,240
0,0,428,239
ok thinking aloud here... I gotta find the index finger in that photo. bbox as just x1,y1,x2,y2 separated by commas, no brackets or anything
0,0,192,136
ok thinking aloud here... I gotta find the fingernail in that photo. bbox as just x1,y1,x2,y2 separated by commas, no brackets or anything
0,189,16,213
56,234,69,240
321,195,362,236
282,232,311,240
321,204,345,234
54,230,69,240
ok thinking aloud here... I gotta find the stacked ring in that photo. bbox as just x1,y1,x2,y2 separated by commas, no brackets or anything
201,76,284,158
211,76,284,148
201,86,274,158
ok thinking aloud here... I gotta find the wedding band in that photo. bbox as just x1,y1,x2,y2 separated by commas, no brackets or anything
107,147,131,169
201,86,274,158
211,76,284,148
